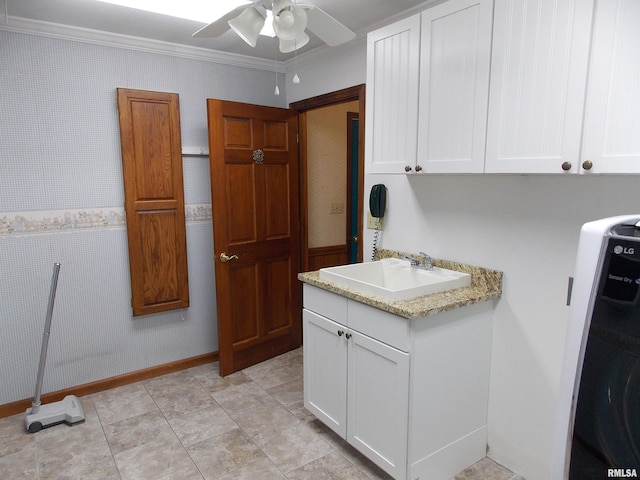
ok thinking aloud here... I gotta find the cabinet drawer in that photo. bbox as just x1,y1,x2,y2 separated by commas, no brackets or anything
303,284,348,325
348,301,410,352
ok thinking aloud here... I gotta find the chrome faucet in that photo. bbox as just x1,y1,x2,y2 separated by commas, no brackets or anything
399,251,434,270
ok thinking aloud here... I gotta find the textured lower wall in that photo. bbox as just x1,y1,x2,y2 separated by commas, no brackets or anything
0,214,217,405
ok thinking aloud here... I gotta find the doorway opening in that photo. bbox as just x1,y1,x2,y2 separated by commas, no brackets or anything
291,84,365,272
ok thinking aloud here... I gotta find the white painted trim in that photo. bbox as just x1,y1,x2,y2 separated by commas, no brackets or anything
1,16,279,72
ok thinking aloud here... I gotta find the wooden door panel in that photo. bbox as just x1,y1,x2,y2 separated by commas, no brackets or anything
265,258,292,332
226,164,257,244
223,117,253,148
117,88,189,316
263,120,289,150
137,210,182,305
130,101,176,199
208,99,301,375
264,164,290,239
228,264,259,343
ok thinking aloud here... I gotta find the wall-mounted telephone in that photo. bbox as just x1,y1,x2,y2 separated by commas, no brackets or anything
369,184,386,260
369,184,386,218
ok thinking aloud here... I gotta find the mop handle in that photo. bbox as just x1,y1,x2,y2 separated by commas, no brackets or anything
32,263,61,411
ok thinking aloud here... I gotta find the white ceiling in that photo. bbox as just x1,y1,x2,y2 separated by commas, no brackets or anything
5,0,434,60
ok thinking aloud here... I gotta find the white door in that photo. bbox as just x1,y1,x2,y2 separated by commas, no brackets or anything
485,0,594,173
347,330,410,479
581,0,640,173
365,14,421,174
418,0,493,173
303,310,348,437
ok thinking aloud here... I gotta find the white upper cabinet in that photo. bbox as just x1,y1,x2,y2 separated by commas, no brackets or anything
581,0,640,173
485,0,594,173
418,0,493,173
365,0,492,175
366,0,640,175
486,0,640,174
365,15,421,174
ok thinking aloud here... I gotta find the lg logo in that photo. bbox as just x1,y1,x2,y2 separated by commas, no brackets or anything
614,245,635,255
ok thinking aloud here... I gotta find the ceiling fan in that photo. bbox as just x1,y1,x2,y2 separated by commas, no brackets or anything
193,0,356,53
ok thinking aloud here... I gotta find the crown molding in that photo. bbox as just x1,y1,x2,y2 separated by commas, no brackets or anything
1,16,280,72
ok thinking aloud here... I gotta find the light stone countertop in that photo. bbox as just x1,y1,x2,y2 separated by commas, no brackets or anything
298,249,503,320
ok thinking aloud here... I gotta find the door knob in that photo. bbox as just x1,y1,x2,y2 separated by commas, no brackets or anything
220,252,239,262
561,161,572,171
352,236,358,243
582,160,593,171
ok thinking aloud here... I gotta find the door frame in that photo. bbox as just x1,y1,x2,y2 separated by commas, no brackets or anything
291,84,366,271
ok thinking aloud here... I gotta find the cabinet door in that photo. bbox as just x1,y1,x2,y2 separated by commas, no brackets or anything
365,14,421,174
581,0,640,173
303,309,348,437
485,0,594,173
418,0,493,173
348,330,410,479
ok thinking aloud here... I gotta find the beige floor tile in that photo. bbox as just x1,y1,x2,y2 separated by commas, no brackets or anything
145,379,218,419
102,410,175,455
231,401,300,442
38,435,120,480
156,463,205,480
453,457,518,480
266,376,303,408
91,383,158,425
113,433,194,480
255,421,335,473
0,446,38,478
168,404,237,447
211,381,278,416
186,428,266,480
286,450,372,480
217,457,287,480
194,368,252,394
0,413,36,457
242,356,302,390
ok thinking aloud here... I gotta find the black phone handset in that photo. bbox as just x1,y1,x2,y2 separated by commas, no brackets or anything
370,184,386,260
369,183,386,218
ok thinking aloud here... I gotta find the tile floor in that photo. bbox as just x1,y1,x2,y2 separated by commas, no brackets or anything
0,348,522,480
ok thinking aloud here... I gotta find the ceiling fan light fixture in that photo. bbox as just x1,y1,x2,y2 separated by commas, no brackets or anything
278,10,295,28
278,32,309,53
273,1,307,41
228,5,266,48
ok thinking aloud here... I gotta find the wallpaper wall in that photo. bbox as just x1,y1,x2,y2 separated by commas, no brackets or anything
0,28,285,406
306,101,359,248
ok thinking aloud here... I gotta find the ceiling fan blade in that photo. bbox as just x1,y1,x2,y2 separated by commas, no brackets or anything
192,4,250,38
304,5,356,46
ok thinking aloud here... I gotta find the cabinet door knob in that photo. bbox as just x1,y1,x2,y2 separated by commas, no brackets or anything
561,161,572,171
582,160,593,171
404,165,412,172
345,333,352,339
415,165,423,172
337,330,344,336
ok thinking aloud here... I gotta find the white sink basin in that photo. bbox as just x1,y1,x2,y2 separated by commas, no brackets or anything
319,258,471,301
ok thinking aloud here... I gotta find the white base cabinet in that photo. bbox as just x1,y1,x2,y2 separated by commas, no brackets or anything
303,285,494,480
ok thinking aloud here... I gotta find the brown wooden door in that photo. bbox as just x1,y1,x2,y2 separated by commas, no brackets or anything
207,99,302,376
